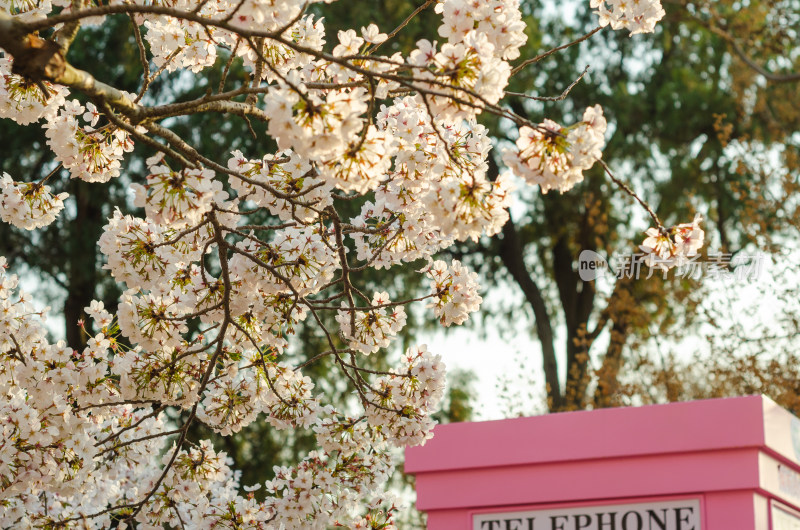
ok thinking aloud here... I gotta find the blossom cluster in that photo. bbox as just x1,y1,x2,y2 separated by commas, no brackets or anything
416,0,527,120
591,0,666,36
135,0,330,74
45,100,134,183
436,0,528,60
132,153,223,228
337,292,408,355
0,172,68,229
0,55,68,125
426,259,482,326
227,149,331,223
503,105,608,194
0,0,678,526
0,257,173,527
0,0,70,21
365,345,447,447
0,255,425,528
376,98,514,242
640,214,705,270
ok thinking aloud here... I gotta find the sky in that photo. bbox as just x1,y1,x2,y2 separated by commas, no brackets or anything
422,309,548,420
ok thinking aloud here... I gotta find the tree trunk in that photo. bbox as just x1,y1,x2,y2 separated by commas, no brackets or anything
497,219,563,411
64,180,103,350
549,204,598,411
592,320,630,408
592,279,635,408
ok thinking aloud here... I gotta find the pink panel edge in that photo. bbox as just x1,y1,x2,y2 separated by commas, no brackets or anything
406,395,771,474
409,395,800,529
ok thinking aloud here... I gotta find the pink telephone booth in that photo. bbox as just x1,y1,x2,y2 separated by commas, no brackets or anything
405,395,800,529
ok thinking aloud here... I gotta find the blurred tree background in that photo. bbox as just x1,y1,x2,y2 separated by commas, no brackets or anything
466,0,800,415
1,1,799,521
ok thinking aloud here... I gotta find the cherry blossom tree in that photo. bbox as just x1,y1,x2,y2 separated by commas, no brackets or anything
0,0,701,527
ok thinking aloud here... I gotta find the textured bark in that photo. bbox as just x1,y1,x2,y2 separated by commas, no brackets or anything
591,277,635,408
0,11,139,115
555,235,597,411
592,319,630,408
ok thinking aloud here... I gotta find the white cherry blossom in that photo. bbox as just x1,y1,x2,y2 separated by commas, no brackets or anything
0,172,67,229
591,0,666,36
640,214,705,270
503,105,607,194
